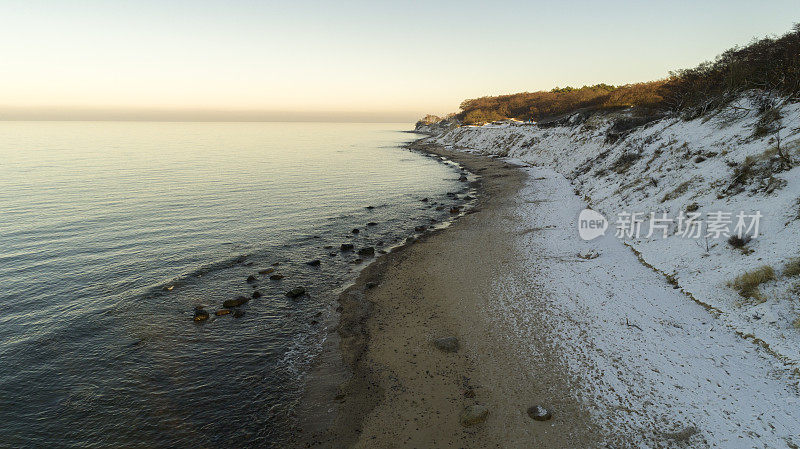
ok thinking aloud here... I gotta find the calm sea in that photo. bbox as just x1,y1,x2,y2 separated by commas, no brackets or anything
0,122,468,448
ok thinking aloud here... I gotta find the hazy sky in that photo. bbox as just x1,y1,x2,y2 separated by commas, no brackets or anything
1,0,799,121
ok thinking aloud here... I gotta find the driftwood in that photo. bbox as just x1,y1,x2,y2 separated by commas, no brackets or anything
626,318,643,331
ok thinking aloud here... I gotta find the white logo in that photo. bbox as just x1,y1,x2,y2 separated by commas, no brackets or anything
578,209,608,241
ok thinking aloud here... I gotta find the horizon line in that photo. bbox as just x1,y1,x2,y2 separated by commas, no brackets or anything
0,118,416,124
0,107,426,123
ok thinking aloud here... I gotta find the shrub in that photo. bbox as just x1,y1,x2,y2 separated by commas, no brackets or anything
661,179,695,202
783,258,800,277
607,115,662,143
724,156,758,195
611,152,641,174
727,235,751,248
753,107,783,138
728,266,776,301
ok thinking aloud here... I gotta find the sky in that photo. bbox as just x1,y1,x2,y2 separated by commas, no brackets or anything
1,0,799,121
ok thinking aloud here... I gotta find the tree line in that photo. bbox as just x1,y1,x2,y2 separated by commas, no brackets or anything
447,24,800,125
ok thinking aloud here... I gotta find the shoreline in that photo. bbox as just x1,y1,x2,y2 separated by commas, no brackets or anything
295,140,602,447
292,141,487,447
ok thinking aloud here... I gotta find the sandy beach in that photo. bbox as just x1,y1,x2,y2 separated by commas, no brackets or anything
297,132,800,448
297,142,603,448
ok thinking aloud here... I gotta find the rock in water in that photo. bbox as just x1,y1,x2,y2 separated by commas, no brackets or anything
233,310,245,318
340,243,354,252
222,296,249,308
306,259,321,266
246,275,257,283
459,405,489,427
258,267,275,275
269,274,284,280
285,287,306,298
193,307,209,322
351,228,360,234
215,309,231,316
252,291,262,299
367,222,378,226
433,336,459,353
527,405,552,421
357,247,375,257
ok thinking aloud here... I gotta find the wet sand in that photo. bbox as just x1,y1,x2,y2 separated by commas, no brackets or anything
296,142,603,448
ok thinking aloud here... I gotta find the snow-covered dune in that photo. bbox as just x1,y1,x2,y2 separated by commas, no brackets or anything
424,99,800,367
419,101,800,446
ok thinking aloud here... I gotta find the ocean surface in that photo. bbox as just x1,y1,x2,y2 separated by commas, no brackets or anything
0,122,469,448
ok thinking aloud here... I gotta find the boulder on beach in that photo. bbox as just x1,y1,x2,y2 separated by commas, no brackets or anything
223,296,249,308
527,405,552,421
340,243,354,251
357,247,375,257
285,286,306,298
460,405,489,427
433,336,460,353
449,207,461,214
